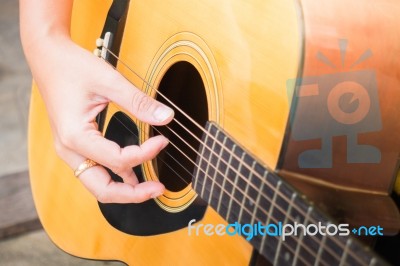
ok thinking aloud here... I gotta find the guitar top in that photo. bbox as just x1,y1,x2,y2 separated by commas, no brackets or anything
29,0,400,265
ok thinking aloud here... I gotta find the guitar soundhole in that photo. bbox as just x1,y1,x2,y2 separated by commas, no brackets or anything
153,61,208,192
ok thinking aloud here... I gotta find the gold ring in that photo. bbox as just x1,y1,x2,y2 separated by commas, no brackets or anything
74,159,98,177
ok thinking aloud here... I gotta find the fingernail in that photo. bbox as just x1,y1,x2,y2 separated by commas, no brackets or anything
151,191,163,198
161,138,169,149
153,106,174,122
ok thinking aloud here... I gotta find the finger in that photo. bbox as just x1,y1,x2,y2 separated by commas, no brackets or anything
118,168,139,186
73,131,168,176
78,165,164,203
100,70,174,126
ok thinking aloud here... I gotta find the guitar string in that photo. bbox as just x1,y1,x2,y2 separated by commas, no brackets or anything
100,48,370,265
112,115,327,266
110,115,313,263
111,114,193,185
108,75,352,266
104,48,373,265
101,48,367,265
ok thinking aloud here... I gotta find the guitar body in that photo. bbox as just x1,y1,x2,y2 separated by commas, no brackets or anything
28,0,400,265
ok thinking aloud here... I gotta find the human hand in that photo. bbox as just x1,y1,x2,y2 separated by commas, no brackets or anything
27,38,173,204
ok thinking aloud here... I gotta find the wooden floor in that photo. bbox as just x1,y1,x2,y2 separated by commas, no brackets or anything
0,171,41,239
0,172,125,266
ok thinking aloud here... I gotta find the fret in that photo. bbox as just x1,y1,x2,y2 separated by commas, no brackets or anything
219,190,231,219
250,169,267,226
259,180,282,260
253,162,265,186
237,188,248,224
205,144,218,203
213,132,227,189
257,177,275,224
247,167,289,262
235,157,249,196
233,184,245,204
239,154,252,185
239,206,252,231
209,185,222,210
341,239,362,266
369,258,378,266
223,143,238,221
202,130,218,201
315,233,327,266
339,238,352,266
237,160,255,223
198,125,212,198
265,180,282,227
294,202,317,262
211,131,230,212
246,161,257,201
320,236,341,265
193,135,207,197
207,130,225,205
343,238,380,266
207,182,224,216
252,174,282,262
225,148,245,222
290,203,322,266
213,166,225,188
192,124,205,190
200,175,211,203
273,193,297,266
274,181,294,221
226,143,240,180
293,205,312,265
192,122,388,266
307,208,340,266
217,137,233,215
228,191,241,223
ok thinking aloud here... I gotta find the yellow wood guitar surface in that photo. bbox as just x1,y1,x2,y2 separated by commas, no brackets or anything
28,0,400,265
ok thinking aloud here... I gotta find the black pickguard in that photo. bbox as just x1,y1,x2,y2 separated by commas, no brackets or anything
98,112,207,236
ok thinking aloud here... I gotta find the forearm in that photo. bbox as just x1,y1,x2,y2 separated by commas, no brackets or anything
20,0,75,82
20,0,73,47
20,0,90,107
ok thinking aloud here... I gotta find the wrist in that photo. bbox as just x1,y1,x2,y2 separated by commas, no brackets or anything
20,0,74,63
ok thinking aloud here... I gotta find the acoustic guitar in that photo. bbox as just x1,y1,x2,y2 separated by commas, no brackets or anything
29,0,400,265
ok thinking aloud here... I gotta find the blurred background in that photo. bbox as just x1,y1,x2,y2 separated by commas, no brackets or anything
0,1,121,265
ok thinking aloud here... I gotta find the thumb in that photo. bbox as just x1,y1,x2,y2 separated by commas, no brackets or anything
101,69,174,126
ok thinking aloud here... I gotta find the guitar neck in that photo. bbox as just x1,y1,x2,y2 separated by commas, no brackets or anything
192,122,387,266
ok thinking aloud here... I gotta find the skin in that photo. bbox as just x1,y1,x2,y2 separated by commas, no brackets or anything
20,0,174,203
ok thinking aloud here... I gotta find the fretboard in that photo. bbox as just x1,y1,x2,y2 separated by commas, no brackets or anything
192,122,387,266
